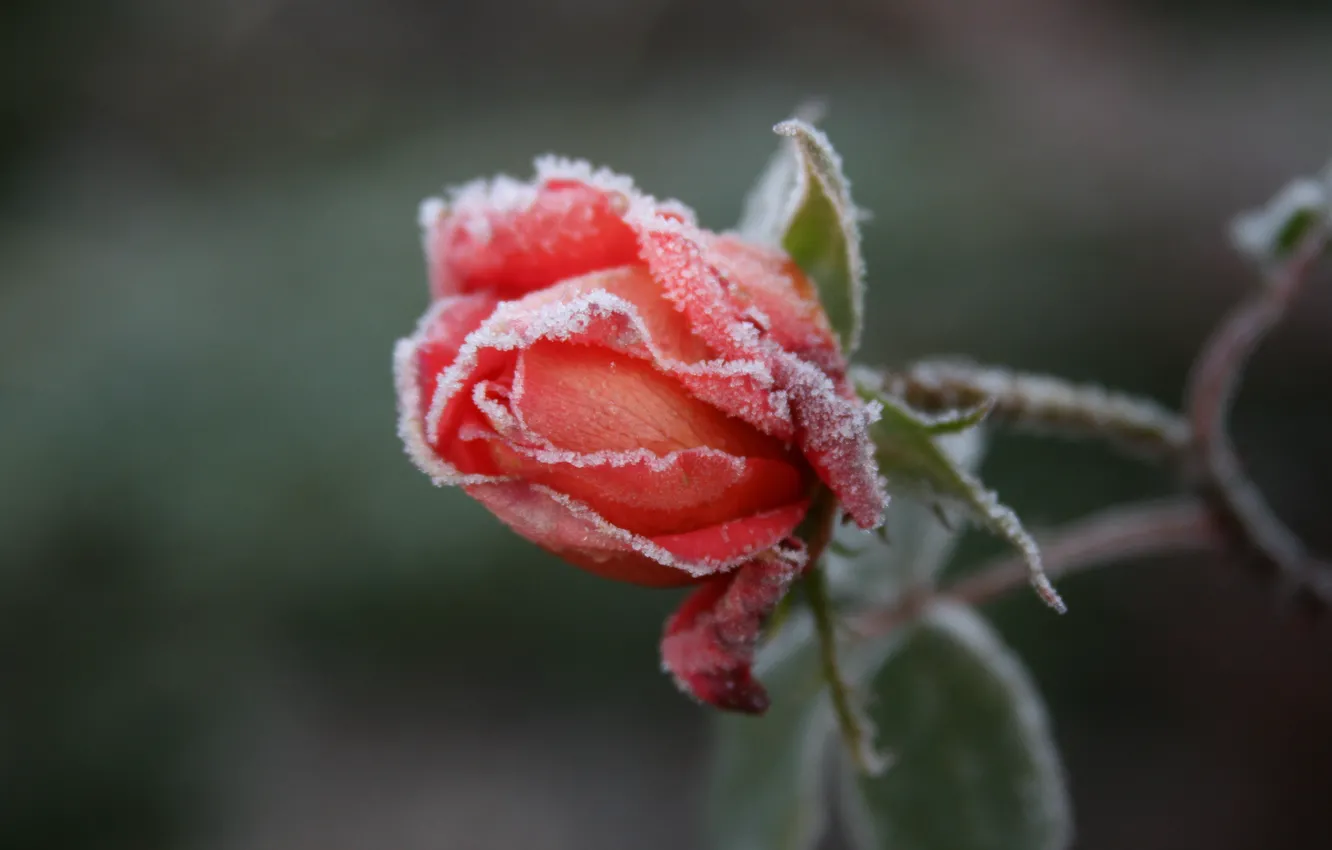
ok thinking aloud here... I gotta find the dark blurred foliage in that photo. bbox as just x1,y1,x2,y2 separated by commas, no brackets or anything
3,1,1332,848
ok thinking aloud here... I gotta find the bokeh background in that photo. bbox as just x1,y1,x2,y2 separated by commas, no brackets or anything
4,1,1332,848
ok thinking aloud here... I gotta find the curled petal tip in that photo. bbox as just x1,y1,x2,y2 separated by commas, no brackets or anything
676,670,770,715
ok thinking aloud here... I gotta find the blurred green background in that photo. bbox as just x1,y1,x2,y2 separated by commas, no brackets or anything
3,1,1332,848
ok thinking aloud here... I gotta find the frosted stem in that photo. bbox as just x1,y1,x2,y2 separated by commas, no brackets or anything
1184,225,1332,610
857,498,1229,639
884,361,1191,461
798,488,885,775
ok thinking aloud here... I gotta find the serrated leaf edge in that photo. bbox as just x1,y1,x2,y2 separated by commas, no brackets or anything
858,376,1066,613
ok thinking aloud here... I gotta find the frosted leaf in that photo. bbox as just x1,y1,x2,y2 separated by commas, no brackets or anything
736,119,866,354
854,372,1065,613
842,603,1073,850
738,138,801,247
884,360,1190,459
827,426,985,603
1231,174,1328,267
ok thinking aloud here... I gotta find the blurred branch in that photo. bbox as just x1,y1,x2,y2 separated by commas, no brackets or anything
1184,225,1332,611
884,360,1191,461
868,187,1332,628
857,498,1228,639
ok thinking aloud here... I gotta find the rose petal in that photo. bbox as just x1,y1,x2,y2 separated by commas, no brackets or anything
413,293,502,413
464,480,807,585
631,215,885,528
485,437,808,538
660,541,808,713
426,180,640,299
649,501,809,563
777,354,886,529
507,265,712,364
402,192,884,528
513,341,789,459
396,293,511,483
403,288,782,485
635,223,755,360
707,234,843,373
499,265,795,442
408,293,511,474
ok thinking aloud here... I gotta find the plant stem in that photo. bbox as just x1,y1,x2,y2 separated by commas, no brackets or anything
857,498,1229,639
1184,228,1332,609
882,361,1191,461
804,563,881,774
798,487,883,774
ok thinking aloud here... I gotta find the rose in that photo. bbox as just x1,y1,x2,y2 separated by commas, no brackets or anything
395,157,884,712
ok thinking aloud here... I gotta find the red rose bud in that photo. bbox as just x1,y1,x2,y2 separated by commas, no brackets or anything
395,158,885,713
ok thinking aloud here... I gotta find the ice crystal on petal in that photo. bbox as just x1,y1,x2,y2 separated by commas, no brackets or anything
534,156,640,205
528,485,801,577
777,356,887,529
417,197,445,231
398,289,792,489
447,174,542,221
661,540,810,711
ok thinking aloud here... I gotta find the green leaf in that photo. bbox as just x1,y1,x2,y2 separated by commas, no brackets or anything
738,118,865,353
916,402,994,436
827,426,986,600
856,373,1065,613
1231,175,1328,266
842,604,1073,850
707,615,835,850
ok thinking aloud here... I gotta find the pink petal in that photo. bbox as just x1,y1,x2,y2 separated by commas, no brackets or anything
706,235,844,373
660,542,808,713
426,181,640,300
504,265,712,364
632,216,885,528
409,293,511,474
649,502,809,563
514,340,789,459
635,223,753,359
777,354,886,529
412,293,502,413
485,441,808,539
464,479,808,587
